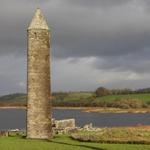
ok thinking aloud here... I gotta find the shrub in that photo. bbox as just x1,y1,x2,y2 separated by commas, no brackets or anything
111,99,148,109
95,87,111,97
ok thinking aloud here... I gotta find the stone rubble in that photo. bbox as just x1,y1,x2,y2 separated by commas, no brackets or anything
0,118,104,137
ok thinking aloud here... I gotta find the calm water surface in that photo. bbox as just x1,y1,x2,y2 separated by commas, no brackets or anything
0,108,149,130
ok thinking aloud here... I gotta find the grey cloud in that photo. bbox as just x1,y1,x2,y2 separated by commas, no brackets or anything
107,79,150,90
0,0,150,59
0,55,26,95
93,50,150,74
0,0,150,93
63,0,133,8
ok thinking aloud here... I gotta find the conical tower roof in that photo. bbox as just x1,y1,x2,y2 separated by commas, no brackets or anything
28,8,49,30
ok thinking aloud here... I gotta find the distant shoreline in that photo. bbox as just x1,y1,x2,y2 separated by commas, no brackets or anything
55,107,150,113
0,106,150,113
0,106,26,109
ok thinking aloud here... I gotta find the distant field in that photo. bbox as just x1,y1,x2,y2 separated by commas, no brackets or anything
0,135,150,150
96,94,150,103
0,92,150,108
0,93,26,104
53,92,150,108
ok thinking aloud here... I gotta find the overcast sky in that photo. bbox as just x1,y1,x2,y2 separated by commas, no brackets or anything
1,0,150,95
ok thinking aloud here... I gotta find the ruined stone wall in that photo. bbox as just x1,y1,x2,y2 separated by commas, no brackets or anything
27,29,52,139
54,119,75,129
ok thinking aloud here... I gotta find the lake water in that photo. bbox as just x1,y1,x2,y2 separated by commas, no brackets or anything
0,108,150,130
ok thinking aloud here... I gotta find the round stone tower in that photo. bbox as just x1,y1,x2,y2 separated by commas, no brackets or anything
27,8,52,139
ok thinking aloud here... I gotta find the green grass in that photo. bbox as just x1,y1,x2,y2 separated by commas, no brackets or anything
0,135,150,150
60,92,93,102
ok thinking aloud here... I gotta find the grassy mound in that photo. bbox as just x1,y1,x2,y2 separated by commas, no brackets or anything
71,127,150,144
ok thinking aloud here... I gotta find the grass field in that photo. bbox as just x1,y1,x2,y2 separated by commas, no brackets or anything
66,93,150,103
62,92,150,103
0,135,150,150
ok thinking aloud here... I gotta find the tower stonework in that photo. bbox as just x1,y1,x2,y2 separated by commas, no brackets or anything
27,8,52,139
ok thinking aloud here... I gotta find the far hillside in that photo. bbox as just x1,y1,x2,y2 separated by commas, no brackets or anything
52,91,150,109
0,87,150,109
0,93,26,106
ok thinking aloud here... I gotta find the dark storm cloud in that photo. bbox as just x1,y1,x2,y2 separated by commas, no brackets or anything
0,0,150,59
44,0,150,59
63,0,133,8
0,55,26,95
0,0,52,56
93,49,150,74
48,0,150,75
1,0,150,93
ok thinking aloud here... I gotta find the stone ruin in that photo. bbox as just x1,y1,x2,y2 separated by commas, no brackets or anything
0,118,103,137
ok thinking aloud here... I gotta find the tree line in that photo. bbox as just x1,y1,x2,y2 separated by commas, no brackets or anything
95,87,150,97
